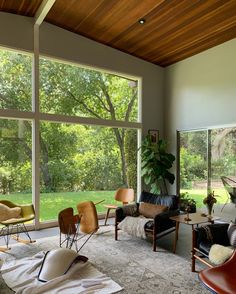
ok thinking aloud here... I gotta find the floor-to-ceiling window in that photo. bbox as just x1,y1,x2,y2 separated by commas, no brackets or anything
178,127,236,208
0,48,141,225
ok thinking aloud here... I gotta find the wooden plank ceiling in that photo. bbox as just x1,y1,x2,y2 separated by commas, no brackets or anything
1,0,236,67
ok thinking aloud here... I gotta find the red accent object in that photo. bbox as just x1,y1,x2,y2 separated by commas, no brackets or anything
199,250,236,294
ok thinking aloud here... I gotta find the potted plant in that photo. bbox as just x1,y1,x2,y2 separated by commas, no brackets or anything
179,192,197,213
141,134,175,195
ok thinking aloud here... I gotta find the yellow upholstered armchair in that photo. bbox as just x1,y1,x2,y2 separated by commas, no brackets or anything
0,200,35,251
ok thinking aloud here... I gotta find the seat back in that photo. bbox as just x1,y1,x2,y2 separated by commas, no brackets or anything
0,200,17,208
58,207,77,235
139,191,178,210
115,188,134,204
199,250,236,294
77,201,99,234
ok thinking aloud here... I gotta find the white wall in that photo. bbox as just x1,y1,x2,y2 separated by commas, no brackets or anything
0,12,164,136
165,38,236,192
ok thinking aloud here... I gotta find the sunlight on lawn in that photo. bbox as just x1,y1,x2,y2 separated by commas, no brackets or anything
181,188,229,208
0,191,116,221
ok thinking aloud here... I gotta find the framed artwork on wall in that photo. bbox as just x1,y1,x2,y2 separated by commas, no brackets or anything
148,129,159,143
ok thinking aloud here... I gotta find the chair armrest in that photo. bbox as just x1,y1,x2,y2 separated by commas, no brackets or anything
153,209,179,233
115,203,139,223
194,223,230,249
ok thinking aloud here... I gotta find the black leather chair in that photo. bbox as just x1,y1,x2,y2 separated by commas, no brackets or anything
115,191,179,251
192,222,231,272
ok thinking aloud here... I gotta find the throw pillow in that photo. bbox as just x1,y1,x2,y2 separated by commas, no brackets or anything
0,203,21,222
139,202,168,218
209,244,234,265
227,221,236,247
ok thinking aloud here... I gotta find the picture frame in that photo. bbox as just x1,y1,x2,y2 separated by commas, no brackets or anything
148,129,159,144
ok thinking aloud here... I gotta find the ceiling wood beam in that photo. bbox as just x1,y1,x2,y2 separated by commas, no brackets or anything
35,0,56,26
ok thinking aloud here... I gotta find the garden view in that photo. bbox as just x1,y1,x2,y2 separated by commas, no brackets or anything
0,49,138,221
180,128,236,208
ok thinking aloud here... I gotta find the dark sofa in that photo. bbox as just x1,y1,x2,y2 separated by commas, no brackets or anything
192,222,230,271
115,191,179,251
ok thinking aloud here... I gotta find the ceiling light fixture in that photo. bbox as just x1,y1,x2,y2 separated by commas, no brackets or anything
138,19,145,25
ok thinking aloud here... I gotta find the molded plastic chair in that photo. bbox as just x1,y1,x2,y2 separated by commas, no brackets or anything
0,200,35,251
199,250,236,294
104,188,134,225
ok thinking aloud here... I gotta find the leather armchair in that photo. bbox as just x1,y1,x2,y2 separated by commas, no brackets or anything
115,191,179,251
192,222,230,271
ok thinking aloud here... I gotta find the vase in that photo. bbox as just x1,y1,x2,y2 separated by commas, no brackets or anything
206,203,213,218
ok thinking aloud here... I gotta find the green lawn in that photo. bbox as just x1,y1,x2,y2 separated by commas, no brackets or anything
1,188,230,223
0,191,116,222
181,188,229,208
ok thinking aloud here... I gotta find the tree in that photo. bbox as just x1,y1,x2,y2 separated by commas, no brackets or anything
0,50,138,192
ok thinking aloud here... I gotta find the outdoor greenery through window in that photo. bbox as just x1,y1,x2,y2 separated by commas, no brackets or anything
40,123,137,221
0,48,139,224
0,119,32,202
0,49,31,111
179,127,236,208
39,58,138,122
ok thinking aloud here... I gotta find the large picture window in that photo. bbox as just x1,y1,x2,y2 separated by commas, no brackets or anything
39,58,138,122
178,127,236,208
0,47,141,227
39,123,137,221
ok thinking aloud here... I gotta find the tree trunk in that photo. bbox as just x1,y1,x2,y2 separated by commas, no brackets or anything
113,128,128,186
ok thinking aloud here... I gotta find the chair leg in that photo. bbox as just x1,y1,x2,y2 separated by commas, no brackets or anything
115,223,118,240
11,224,35,244
104,208,111,226
153,227,157,252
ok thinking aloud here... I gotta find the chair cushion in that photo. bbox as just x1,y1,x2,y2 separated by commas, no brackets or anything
139,202,168,218
0,203,21,222
209,244,234,265
227,222,236,247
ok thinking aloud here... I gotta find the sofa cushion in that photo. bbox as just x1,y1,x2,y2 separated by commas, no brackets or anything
139,191,178,210
227,222,236,247
209,244,234,265
139,202,168,218
0,203,21,222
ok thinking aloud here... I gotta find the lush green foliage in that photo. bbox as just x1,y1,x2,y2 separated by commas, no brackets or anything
180,129,236,190
124,129,137,193
0,49,138,195
141,135,175,194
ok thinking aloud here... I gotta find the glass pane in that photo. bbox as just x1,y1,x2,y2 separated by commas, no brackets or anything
179,130,207,208
39,58,138,122
39,122,137,222
0,119,32,203
210,127,236,205
0,49,32,111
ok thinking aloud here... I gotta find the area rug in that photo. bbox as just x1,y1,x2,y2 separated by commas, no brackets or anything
0,227,208,294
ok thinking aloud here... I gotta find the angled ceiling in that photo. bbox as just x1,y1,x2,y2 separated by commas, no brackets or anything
1,0,236,67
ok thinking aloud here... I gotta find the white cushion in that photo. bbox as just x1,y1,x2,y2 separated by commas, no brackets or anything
209,244,234,265
0,203,21,222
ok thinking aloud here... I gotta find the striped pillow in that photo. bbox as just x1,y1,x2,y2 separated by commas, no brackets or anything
227,222,236,247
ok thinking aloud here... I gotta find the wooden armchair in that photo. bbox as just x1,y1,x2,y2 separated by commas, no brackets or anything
115,191,179,251
199,250,236,294
192,222,231,272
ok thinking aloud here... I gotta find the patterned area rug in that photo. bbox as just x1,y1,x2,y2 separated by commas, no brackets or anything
0,227,207,294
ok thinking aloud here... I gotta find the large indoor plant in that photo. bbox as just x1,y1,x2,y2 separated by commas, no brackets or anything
141,134,175,195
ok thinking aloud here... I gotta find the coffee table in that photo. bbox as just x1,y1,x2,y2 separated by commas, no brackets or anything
170,213,218,254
